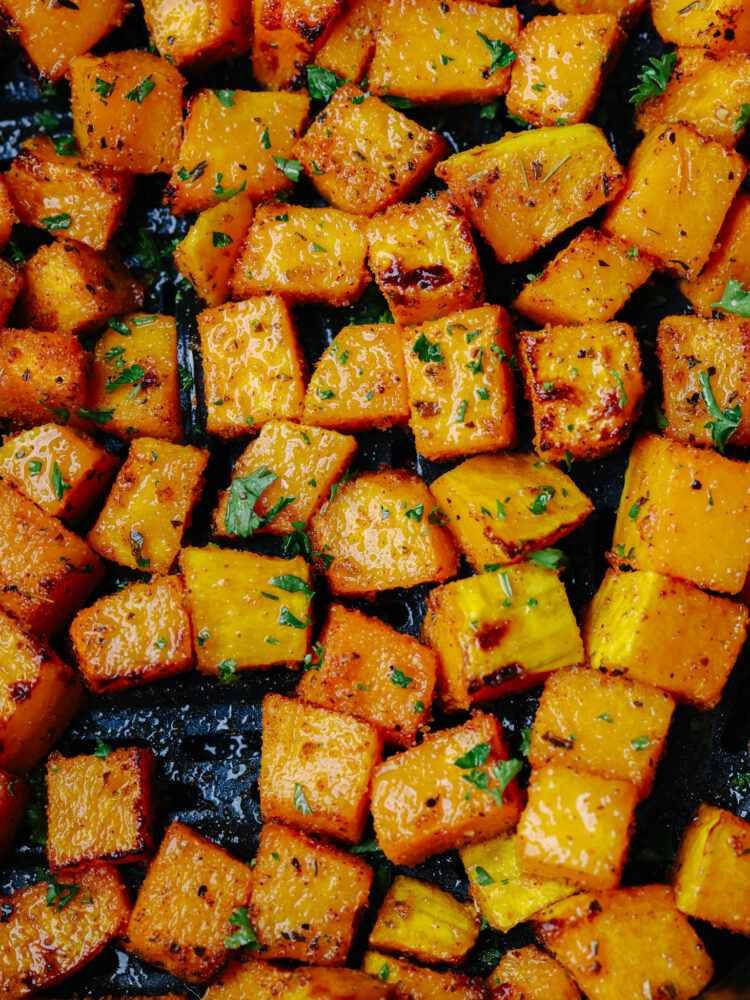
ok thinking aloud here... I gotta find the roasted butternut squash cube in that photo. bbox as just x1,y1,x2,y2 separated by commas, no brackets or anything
89,313,183,443
198,296,306,437
0,0,130,81
658,314,750,448
142,0,252,68
214,419,356,537
546,0,646,23
0,423,117,523
174,194,255,307
363,951,487,1000
608,433,750,593
430,452,593,571
260,693,382,843
422,564,584,712
535,885,714,1000
0,866,130,1000
507,15,624,127
250,821,372,963
69,575,194,693
296,84,447,216
583,568,748,708
460,832,576,933
308,468,458,595
0,482,104,638
678,192,750,316
652,0,750,50
251,0,315,90
87,438,208,575
529,667,674,799
303,323,410,431
70,51,186,175
516,764,637,890
0,176,14,251
17,239,143,338
488,945,582,1000
259,0,343,45
0,328,91,432
603,124,745,279
296,603,437,745
285,966,403,1000
315,0,382,82
180,548,312,673
436,125,624,264
203,957,294,1000
369,0,521,105
369,875,480,966
167,90,309,215
124,821,254,983
371,712,522,866
0,769,28,859
518,321,645,461
0,260,23,327
46,746,156,872
512,228,655,327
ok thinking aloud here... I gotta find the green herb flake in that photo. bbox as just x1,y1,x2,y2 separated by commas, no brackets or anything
630,53,678,108
269,574,314,599
413,332,444,364
212,172,247,201
456,399,468,423
225,467,293,536
527,547,568,569
404,503,424,523
93,738,113,759
631,736,651,751
413,700,425,714
126,75,156,103
379,963,390,982
455,742,491,769
598,712,613,723
307,65,345,101
40,213,72,232
294,782,313,815
272,156,303,182
735,102,750,133
475,866,494,886
699,369,741,452
476,31,517,74
226,907,260,949
628,502,641,521
37,869,81,912
213,88,237,108
218,659,238,684
519,728,532,756
50,462,72,501
528,486,555,515
213,231,233,248
711,277,750,318
53,134,79,156
610,369,628,406
390,667,413,688
279,607,309,629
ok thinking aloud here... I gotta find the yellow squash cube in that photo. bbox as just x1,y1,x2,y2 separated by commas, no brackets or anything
251,0,315,91
678,192,750,316
651,0,750,51
315,0,382,82
546,0,646,23
0,260,23,328
285,966,403,999
142,0,252,67
174,194,255,307
203,958,294,1000
258,0,343,46
362,951,487,1000
488,945,582,1000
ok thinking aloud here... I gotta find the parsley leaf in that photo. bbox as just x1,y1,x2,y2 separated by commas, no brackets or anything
129,528,150,569
53,134,78,156
455,742,491,769
294,782,313,815
307,65,345,101
126,75,156,103
278,607,309,629
218,658,238,684
272,156,303,182
37,869,81,912
105,364,145,395
224,467,294,535
75,407,114,424
698,369,741,453
527,547,568,569
711,277,750,318
269,574,314,598
630,53,677,108
519,728,532,756
413,332,444,363
226,907,260,949
476,31,517,74
93,738,113,759
735,102,750,133
212,173,247,201
213,231,233,248
213,88,237,107
40,213,72,232
390,667,413,688
475,866,494,886
528,486,555,515
50,462,71,501
177,161,208,183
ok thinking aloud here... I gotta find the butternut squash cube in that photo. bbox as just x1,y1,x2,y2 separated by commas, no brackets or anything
487,945,582,1000
603,124,745,279
46,746,156,872
166,90,309,214
214,419,356,537
583,568,749,708
285,966,403,1000
303,323,409,431
315,0,382,82
436,124,624,264
198,296,306,437
608,432,750,593
0,483,104,638
0,176,14,251
369,875,480,966
430,452,593,571
174,194,255,307
673,803,750,934
17,239,143,338
259,0,343,46
296,84,447,216
308,468,458,595
123,821,254,983
0,423,117,523
251,0,315,91
203,958,294,1000
70,50,186,175
89,313,183,443
369,0,521,105
652,0,750,51
0,770,28,860
180,548,312,673
250,821,372,963
0,607,82,773
69,575,194,693
507,15,624,127
678,192,750,316
422,564,584,712
296,603,437,745
0,328,91,432
512,228,655,327
260,693,382,843
535,885,714,1000
544,0,645,25
529,666,675,798
0,866,131,1000
370,712,522,866
87,438,208,575
0,0,130,81
142,0,252,68
518,321,645,461
460,832,576,933
516,764,637,890
0,260,23,327
362,951,488,1000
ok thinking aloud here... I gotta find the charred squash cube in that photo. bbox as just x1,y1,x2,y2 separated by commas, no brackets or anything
488,945,582,1000
251,0,315,91
362,951,487,1000
259,0,343,47
518,321,645,461
0,260,23,327
678,192,750,316
296,84,447,216
142,0,252,68
69,575,194,693
370,712,522,866
651,0,750,51
87,438,208,575
174,194,255,307
203,958,294,1000
314,0,382,82
260,693,382,843
124,821,254,983
285,966,404,999
0,770,28,860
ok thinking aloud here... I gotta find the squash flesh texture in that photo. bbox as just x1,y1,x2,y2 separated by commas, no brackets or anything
315,0,382,82
203,958,294,1000
651,0,750,51
678,191,750,316
174,194,255,307
487,945,582,1000
362,950,487,1000
142,0,252,68
251,0,315,90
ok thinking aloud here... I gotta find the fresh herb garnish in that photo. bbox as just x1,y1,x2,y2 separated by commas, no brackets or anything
294,782,313,815
37,869,81,912
413,333,444,363
126,75,156,103
630,53,677,108
698,370,741,452
711,277,750,318
307,65,345,101
226,907,260,949
476,32,517,74
224,467,293,535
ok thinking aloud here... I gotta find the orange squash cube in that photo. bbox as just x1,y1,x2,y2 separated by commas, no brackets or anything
124,821,254,983
315,0,383,82
142,0,252,68
174,194,255,307
0,260,23,327
87,438,208,575
308,468,459,596
296,603,437,745
678,192,750,316
251,0,315,91
260,693,382,843
69,575,194,693
70,50,186,175
488,945,582,1000
203,958,294,1000
259,0,343,46
651,0,750,51
370,712,522,866
296,84,447,216
198,296,306,437
545,0,646,24
0,769,28,859
285,966,404,999
362,951,488,1000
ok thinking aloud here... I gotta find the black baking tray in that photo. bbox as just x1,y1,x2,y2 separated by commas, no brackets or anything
1,4,750,996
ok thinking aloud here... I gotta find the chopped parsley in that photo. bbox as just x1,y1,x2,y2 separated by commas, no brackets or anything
699,370,741,452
